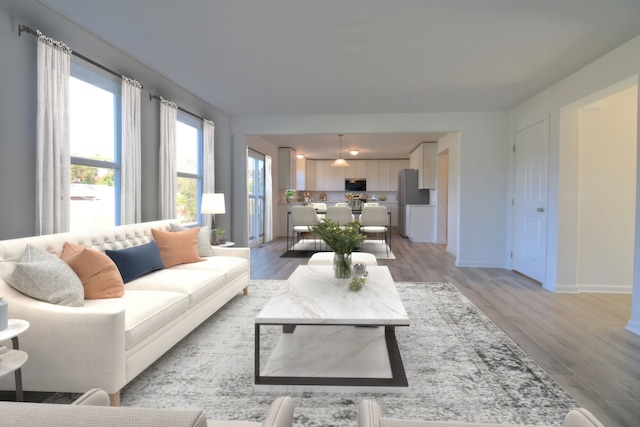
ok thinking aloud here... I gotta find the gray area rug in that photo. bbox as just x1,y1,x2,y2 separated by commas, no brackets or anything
47,281,577,426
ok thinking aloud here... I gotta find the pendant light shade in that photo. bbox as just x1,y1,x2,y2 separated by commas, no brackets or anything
331,134,350,167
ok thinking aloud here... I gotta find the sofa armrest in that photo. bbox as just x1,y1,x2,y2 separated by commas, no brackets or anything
205,396,294,427
72,388,111,406
0,402,208,427
210,246,250,261
359,399,383,427
563,409,604,427
0,284,127,393
262,396,295,427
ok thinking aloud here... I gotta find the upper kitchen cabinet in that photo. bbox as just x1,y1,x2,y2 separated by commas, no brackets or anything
343,160,367,180
295,157,308,191
305,159,316,191
278,147,296,189
366,160,380,190
410,143,437,189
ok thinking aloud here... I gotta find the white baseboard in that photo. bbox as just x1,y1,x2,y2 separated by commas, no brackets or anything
577,284,632,294
454,260,506,268
626,319,640,336
552,284,580,293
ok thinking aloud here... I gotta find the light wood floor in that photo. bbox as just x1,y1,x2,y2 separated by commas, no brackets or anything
251,231,640,427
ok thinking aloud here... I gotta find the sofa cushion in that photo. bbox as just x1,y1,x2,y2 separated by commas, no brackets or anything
125,269,227,308
122,290,189,349
170,223,214,257
105,242,165,283
152,227,204,268
8,244,84,307
172,256,248,283
61,242,124,299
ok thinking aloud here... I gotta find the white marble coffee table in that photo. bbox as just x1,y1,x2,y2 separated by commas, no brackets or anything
255,265,409,391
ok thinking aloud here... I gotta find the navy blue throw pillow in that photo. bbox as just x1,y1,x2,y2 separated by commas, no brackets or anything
105,241,165,283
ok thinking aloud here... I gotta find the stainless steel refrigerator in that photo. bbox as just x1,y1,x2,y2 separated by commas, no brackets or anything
398,169,430,237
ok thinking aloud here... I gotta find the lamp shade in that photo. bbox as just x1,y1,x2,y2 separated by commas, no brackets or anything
201,193,226,214
331,134,350,167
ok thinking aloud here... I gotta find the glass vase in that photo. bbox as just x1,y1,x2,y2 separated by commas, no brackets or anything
333,253,352,279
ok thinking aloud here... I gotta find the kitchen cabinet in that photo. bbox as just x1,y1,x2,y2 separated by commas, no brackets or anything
305,159,316,191
376,160,389,191
332,165,344,191
366,160,379,190
315,160,325,190
278,147,296,189
316,160,341,191
410,143,437,189
355,160,367,178
305,158,412,192
343,160,367,183
401,204,436,242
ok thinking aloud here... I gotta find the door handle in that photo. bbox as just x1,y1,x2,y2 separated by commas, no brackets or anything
536,207,545,212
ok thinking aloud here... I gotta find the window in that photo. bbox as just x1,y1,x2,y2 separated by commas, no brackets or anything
247,149,265,246
176,113,203,225
69,64,121,232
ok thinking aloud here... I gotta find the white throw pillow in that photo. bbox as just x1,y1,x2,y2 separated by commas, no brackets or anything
170,223,214,257
8,244,84,307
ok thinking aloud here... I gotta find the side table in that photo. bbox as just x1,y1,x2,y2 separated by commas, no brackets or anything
0,319,30,401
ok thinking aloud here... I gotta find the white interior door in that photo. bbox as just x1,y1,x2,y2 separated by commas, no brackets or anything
512,119,549,283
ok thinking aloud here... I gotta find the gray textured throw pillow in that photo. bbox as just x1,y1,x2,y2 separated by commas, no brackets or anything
8,244,84,307
170,223,214,257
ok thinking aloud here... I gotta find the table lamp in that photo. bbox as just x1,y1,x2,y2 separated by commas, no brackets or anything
200,193,226,244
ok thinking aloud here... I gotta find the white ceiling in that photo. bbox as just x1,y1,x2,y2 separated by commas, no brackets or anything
36,0,640,157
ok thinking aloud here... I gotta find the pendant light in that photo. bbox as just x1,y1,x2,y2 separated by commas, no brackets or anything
331,134,350,167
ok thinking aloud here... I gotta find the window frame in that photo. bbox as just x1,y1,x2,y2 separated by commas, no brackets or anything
176,111,204,225
69,61,122,227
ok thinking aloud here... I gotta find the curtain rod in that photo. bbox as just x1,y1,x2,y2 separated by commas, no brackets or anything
18,24,143,89
149,93,212,124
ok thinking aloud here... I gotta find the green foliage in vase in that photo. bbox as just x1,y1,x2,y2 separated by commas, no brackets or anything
311,219,366,255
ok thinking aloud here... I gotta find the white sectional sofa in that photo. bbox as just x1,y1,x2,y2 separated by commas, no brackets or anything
0,220,250,404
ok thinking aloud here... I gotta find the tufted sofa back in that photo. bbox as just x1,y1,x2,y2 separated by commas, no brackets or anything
0,220,174,286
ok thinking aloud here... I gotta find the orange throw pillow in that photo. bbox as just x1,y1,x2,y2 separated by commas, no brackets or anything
151,227,204,268
61,242,125,299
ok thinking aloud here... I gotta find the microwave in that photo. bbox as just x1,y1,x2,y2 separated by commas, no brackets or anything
345,179,366,192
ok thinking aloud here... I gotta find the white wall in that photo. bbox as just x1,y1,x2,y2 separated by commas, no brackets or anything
231,112,509,268
577,86,637,292
510,34,640,332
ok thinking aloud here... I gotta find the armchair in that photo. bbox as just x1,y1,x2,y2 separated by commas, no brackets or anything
359,205,390,256
325,206,355,225
358,399,603,427
1,389,295,427
288,205,321,250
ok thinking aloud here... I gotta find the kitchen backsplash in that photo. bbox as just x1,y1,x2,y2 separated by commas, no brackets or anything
281,190,398,204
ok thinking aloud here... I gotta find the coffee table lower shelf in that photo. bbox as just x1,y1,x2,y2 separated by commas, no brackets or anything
254,323,408,392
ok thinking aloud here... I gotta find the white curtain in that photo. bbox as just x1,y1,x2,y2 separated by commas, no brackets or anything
159,98,178,219
121,77,142,224
264,155,273,243
36,32,71,235
202,119,216,230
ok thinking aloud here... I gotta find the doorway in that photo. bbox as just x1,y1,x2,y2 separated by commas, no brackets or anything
247,149,265,247
557,82,638,292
